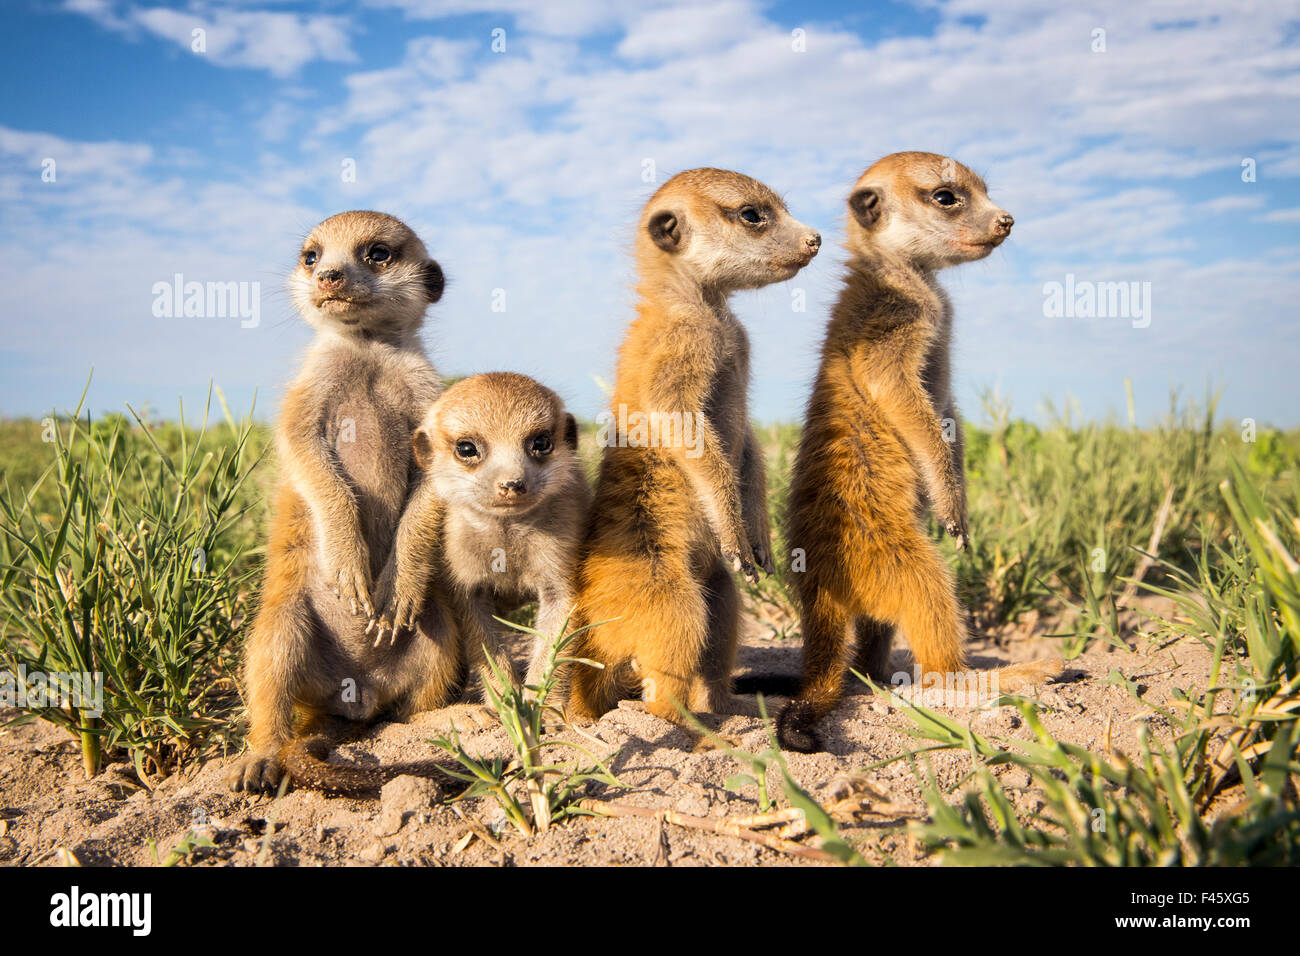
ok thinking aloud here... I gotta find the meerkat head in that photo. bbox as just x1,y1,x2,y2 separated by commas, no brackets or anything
412,372,579,518
290,210,445,339
637,168,821,292
846,152,1013,271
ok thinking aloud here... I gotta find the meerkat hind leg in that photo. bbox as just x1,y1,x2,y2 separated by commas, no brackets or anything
851,616,896,684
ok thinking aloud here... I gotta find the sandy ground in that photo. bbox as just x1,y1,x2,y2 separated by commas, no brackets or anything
0,595,1215,867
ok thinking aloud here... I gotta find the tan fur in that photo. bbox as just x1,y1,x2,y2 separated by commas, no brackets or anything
369,372,589,699
568,169,821,729
776,152,1014,752
228,211,464,792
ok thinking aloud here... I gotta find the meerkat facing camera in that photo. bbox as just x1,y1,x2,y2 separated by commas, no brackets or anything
568,168,821,731
368,372,589,698
776,152,1014,752
228,211,464,794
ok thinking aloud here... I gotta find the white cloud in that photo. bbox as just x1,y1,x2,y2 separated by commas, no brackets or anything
1258,206,1300,223
65,1,357,75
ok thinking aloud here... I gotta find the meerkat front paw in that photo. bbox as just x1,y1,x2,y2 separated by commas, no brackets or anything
721,535,759,583
746,513,776,576
748,537,776,576
367,586,424,646
227,750,286,793
327,546,373,617
365,561,424,646
943,518,970,551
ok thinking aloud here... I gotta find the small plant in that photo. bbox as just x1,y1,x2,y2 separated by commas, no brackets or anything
430,617,624,837
0,381,263,780
148,830,217,867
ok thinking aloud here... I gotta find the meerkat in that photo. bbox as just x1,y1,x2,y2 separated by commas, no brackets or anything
227,210,465,794
567,168,821,730
367,372,589,699
775,152,1014,752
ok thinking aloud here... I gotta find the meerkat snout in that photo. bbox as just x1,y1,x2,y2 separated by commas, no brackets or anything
497,475,527,499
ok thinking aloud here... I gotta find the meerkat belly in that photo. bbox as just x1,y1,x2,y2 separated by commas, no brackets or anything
803,377,920,528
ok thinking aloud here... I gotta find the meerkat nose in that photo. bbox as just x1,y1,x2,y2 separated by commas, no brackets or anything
995,214,1014,235
805,232,822,253
498,477,527,496
317,268,345,288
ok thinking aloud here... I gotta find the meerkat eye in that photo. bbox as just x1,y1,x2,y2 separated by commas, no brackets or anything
932,189,959,207
366,244,391,263
528,433,553,456
302,250,318,267
738,206,764,225
454,440,480,461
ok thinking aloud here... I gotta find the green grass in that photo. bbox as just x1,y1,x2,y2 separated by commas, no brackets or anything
0,385,268,780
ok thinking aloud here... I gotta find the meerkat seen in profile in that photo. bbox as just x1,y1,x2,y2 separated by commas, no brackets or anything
367,372,589,698
775,152,1014,752
228,211,464,793
568,168,821,729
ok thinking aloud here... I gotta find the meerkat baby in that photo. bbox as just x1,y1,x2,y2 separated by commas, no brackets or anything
776,152,1013,752
568,168,821,730
228,211,463,793
367,372,588,697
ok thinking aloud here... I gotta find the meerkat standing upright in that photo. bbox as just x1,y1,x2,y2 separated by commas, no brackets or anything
776,152,1013,752
568,168,821,729
228,211,464,793
368,372,589,697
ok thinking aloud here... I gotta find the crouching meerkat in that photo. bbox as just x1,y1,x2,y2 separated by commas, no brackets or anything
367,372,589,698
776,152,1014,752
568,168,821,730
228,211,463,793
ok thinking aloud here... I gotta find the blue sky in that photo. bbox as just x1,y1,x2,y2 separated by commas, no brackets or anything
1,0,1298,427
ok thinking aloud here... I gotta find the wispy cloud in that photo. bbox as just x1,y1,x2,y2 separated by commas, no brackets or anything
66,0,357,75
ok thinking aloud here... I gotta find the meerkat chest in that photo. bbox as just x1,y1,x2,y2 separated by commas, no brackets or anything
305,344,437,513
445,516,549,600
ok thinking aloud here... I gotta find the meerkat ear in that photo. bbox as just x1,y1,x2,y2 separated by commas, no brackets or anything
848,187,882,228
647,210,683,253
422,260,445,303
412,428,436,471
563,413,578,449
